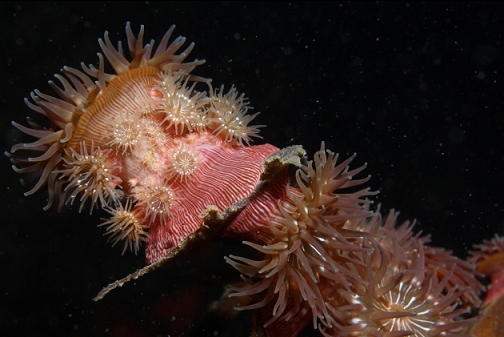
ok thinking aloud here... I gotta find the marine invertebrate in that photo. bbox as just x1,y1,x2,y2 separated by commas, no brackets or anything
465,235,504,336
167,142,202,181
470,235,504,306
7,22,273,261
6,22,487,336
107,111,142,155
226,144,377,330
318,233,472,336
226,146,476,336
208,84,263,145
100,199,147,255
132,177,176,226
59,141,123,213
155,70,209,134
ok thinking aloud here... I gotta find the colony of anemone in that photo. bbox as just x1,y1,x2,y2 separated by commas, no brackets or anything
7,22,268,259
226,144,479,336
7,22,485,336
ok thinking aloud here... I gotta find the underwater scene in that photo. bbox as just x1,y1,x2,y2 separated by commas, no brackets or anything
1,2,504,336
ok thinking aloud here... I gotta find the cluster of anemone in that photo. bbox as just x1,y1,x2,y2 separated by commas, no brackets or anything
226,143,480,336
7,22,487,336
7,23,263,254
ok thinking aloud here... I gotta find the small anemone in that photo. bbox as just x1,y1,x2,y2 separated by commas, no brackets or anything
106,111,143,155
167,143,203,182
59,141,123,213
140,118,166,147
208,85,264,146
131,177,176,226
154,70,209,134
99,199,148,255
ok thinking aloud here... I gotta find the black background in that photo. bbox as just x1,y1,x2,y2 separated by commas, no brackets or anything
1,2,503,337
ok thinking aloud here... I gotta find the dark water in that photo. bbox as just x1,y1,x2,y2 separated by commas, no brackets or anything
1,2,503,336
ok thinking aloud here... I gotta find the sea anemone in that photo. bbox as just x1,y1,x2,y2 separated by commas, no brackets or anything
470,234,504,265
107,111,143,155
464,235,504,336
226,143,378,334
226,143,477,336
167,142,203,182
208,85,264,146
350,207,483,309
469,235,504,307
132,178,176,226
155,70,209,134
59,141,123,213
6,22,204,212
83,22,204,89
6,68,95,210
99,199,148,255
326,207,477,336
320,237,473,336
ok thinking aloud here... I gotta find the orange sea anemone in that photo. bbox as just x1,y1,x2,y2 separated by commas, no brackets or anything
464,235,504,336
